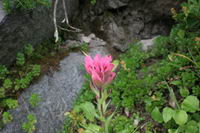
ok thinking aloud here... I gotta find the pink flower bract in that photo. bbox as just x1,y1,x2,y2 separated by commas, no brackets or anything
84,54,116,88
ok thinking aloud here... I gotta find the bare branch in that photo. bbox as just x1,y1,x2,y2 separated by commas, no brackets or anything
53,0,81,42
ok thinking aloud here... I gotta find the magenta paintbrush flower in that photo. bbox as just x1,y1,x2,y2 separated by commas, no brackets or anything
84,54,116,89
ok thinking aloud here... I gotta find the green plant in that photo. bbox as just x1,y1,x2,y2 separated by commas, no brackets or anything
2,79,12,89
16,52,25,66
62,0,200,132
112,115,138,133
22,113,37,133
29,93,41,108
0,87,5,98
2,0,13,13
80,43,89,52
0,65,9,80
90,0,96,5
4,99,19,109
2,112,13,124
2,0,50,13
24,44,34,57
151,83,200,133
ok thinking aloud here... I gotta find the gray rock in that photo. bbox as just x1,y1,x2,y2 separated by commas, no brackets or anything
0,0,79,66
112,42,128,52
64,40,84,49
141,36,159,51
105,0,130,9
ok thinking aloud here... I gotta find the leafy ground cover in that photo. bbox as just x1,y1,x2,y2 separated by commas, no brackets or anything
61,0,200,132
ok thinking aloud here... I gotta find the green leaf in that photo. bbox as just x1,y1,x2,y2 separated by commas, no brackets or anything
180,87,189,97
185,120,198,133
177,29,185,38
151,107,163,123
170,80,182,86
181,96,199,113
162,107,174,123
2,112,13,124
173,110,188,126
112,60,120,72
77,102,97,122
168,129,179,133
85,124,101,133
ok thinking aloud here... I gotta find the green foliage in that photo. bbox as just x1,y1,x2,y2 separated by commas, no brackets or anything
112,115,138,133
2,112,12,124
80,43,89,52
16,53,25,66
22,114,37,133
3,0,50,13
4,99,19,109
0,87,5,98
74,102,97,122
110,44,149,109
181,95,199,113
151,107,163,123
0,44,41,130
0,65,9,80
3,79,12,89
151,36,170,57
160,95,200,132
24,44,34,57
90,0,96,5
29,93,41,108
2,0,13,13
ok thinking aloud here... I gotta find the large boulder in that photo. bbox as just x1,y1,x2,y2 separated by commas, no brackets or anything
0,0,79,66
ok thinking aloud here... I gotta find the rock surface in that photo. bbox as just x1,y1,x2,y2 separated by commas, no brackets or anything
0,35,108,133
0,0,79,66
76,0,183,52
141,36,159,51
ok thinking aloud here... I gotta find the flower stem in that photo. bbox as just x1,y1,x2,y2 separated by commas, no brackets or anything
98,89,109,133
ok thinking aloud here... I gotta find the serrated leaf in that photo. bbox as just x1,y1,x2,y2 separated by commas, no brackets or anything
173,110,188,126
181,96,199,113
151,107,163,123
162,107,174,123
79,102,97,122
85,124,101,133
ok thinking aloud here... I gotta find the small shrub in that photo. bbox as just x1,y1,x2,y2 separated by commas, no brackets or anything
29,93,41,108
22,114,37,133
16,53,25,66
2,112,13,124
